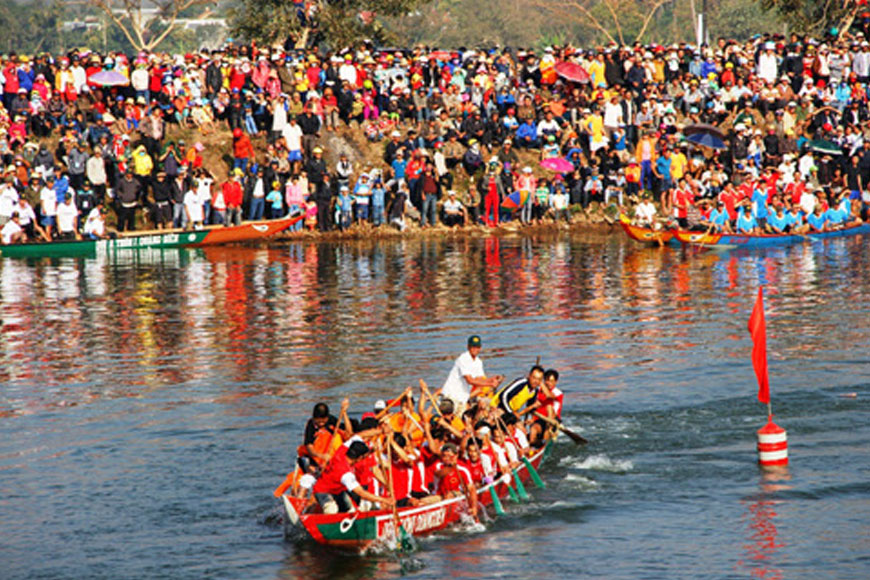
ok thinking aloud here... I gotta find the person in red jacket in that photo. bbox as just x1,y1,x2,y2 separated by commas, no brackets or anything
222,168,244,226
232,127,254,173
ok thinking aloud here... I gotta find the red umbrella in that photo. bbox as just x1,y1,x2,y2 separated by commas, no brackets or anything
554,61,589,84
430,50,452,61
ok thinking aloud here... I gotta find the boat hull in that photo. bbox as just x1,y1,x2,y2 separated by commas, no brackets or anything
673,222,870,249
0,215,301,259
619,220,678,247
282,441,552,551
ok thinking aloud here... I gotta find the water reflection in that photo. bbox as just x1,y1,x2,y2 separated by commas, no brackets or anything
2,233,870,418
738,469,792,579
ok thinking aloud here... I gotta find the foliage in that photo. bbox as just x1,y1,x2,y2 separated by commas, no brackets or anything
230,0,428,49
758,0,861,37
389,0,792,48
86,0,217,51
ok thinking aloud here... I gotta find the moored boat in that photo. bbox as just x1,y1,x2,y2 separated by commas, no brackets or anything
280,439,552,551
0,214,302,259
619,216,679,247
673,222,870,249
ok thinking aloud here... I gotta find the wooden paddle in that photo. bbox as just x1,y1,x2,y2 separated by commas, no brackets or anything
495,415,530,500
497,414,545,490
419,379,464,439
385,435,414,552
534,412,588,445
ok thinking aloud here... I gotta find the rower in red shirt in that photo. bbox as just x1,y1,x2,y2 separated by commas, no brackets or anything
433,443,478,520
718,184,739,222
312,437,394,514
529,369,565,447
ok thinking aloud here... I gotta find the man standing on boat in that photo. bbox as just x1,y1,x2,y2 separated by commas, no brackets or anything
442,335,503,415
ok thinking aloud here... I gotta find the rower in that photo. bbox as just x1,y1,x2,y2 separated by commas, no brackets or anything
492,365,545,416
298,402,339,474
432,442,478,520
442,335,503,415
312,438,394,514
529,369,565,447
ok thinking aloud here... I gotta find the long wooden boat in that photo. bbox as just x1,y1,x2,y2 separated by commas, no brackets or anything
672,222,870,249
0,214,302,259
619,216,679,247
280,439,553,552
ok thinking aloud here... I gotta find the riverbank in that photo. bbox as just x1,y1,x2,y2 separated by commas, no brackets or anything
262,202,622,243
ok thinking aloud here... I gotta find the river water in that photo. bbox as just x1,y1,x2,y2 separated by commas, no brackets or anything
1,232,868,579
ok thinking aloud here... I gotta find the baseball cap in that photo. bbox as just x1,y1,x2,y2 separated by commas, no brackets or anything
374,400,386,411
468,335,482,348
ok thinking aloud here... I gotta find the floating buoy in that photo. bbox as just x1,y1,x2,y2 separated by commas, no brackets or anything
757,416,788,467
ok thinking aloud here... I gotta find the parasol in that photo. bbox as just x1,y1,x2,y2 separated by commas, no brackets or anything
683,123,726,140
686,132,726,150
554,61,589,84
540,157,575,173
501,190,530,211
89,70,130,87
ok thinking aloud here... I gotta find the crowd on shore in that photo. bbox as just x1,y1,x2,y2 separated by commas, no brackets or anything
4,30,870,244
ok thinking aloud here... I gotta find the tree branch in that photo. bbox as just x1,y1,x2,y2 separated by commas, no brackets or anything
532,0,617,45
635,0,670,42
601,0,624,45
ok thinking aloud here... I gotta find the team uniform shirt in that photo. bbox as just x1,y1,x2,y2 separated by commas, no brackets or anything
433,460,473,495
442,350,486,404
708,208,729,230
312,436,362,496
460,458,486,485
767,212,789,233
490,440,519,470
494,377,539,414
735,208,757,233
807,211,827,231
536,386,564,420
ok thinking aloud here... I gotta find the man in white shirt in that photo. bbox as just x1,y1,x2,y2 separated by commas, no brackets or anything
40,177,57,238
1,212,25,244
56,194,79,240
83,204,106,238
283,116,304,165
442,335,503,413
0,178,19,226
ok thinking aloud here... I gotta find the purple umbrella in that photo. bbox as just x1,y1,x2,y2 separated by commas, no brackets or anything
89,70,129,87
540,157,574,173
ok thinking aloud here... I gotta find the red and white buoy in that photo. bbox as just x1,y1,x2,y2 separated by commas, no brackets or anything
757,416,788,467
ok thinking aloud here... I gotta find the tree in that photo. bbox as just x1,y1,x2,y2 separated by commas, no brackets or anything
760,0,864,38
229,0,428,49
86,0,217,51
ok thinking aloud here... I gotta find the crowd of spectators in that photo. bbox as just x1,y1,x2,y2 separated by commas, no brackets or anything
3,30,870,243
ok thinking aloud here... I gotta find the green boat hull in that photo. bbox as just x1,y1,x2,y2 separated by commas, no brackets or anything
0,230,211,259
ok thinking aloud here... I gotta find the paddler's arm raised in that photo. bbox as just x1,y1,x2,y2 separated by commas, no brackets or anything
337,398,353,440
467,374,504,398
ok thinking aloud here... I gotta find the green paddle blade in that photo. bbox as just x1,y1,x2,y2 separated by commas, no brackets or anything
523,456,546,489
513,468,529,501
399,525,415,552
505,478,520,503
488,484,505,515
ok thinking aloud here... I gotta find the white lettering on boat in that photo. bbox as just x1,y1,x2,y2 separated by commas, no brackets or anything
378,505,447,537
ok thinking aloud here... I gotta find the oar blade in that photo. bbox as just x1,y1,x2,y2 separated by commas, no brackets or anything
488,484,505,515
523,456,546,489
562,426,589,445
513,468,530,501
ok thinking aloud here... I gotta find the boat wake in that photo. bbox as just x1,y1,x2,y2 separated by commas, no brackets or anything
562,454,634,473
563,473,600,489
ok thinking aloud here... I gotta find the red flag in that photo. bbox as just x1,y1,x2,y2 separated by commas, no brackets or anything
748,286,770,404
